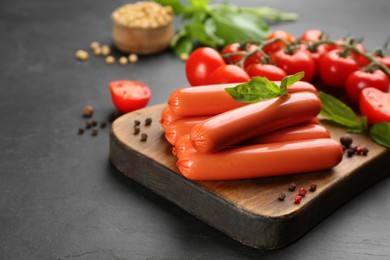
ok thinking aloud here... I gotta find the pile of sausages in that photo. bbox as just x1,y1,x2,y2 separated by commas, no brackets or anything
160,82,343,181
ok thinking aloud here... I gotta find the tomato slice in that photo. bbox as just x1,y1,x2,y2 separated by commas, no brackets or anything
109,80,152,113
360,87,390,124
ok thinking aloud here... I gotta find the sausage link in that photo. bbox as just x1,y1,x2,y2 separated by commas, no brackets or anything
176,138,343,180
160,105,183,130
190,92,322,153
164,116,209,146
168,81,318,117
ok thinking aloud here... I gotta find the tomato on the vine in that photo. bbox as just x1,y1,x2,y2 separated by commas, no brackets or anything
221,43,262,68
345,69,390,103
245,63,287,81
262,30,296,54
271,48,316,82
300,29,323,43
376,55,390,69
318,49,359,87
360,87,390,124
207,64,250,84
109,80,152,113
186,47,225,86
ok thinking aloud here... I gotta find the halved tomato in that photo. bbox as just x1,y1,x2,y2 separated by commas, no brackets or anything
360,87,390,124
109,80,152,113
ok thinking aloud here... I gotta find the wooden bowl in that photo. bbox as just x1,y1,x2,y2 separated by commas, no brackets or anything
111,2,174,55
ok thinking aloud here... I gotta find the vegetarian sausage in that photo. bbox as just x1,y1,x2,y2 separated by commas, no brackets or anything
176,138,343,180
160,105,183,130
168,81,318,116
190,92,322,153
174,123,329,157
164,116,209,146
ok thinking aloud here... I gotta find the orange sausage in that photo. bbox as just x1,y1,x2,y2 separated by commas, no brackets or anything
174,123,330,157
164,116,209,146
168,81,318,116
190,92,322,153
244,123,330,144
176,138,343,180
160,105,183,130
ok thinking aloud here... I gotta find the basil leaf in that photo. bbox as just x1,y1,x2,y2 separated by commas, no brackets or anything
185,22,218,47
189,0,209,10
211,9,269,45
318,91,364,132
171,28,193,56
153,0,186,15
369,122,390,148
225,77,281,103
279,71,304,96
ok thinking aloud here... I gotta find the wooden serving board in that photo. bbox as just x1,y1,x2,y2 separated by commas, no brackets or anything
109,104,390,250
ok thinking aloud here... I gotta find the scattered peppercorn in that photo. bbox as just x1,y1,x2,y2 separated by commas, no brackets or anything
82,105,94,117
78,128,84,135
278,192,286,201
298,188,307,197
91,120,98,127
140,133,148,142
309,184,317,192
100,121,107,128
347,148,355,157
362,147,369,156
294,195,302,204
85,121,93,129
288,183,297,191
145,117,152,126
91,128,98,136
340,134,353,148
133,126,140,135
134,120,141,126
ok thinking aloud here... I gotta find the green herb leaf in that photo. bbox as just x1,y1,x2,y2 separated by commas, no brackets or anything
211,8,269,45
318,91,365,132
153,0,186,15
185,22,218,47
189,0,209,10
171,28,193,56
369,122,390,148
279,71,304,96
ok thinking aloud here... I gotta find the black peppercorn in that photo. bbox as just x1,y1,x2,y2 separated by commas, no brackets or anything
134,120,141,126
91,128,98,136
340,134,353,148
362,147,369,156
140,133,148,142
78,128,84,135
82,105,94,118
133,126,140,135
309,184,317,192
91,120,98,127
278,192,286,201
288,183,297,191
346,148,355,157
85,121,92,129
145,117,152,126
100,121,107,128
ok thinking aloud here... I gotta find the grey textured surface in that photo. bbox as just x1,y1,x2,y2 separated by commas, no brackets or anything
0,0,389,259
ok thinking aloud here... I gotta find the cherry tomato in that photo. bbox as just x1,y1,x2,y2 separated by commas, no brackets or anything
245,63,287,81
300,29,323,43
263,30,296,54
345,69,390,103
207,64,250,85
360,87,390,124
271,49,316,82
376,55,390,69
186,47,225,86
109,80,152,113
221,43,262,68
318,49,359,87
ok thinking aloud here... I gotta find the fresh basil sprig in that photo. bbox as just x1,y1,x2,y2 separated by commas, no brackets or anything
318,91,367,133
319,91,390,148
225,71,304,103
153,0,298,56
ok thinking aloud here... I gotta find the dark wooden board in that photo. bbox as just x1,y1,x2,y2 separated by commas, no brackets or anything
109,104,390,250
